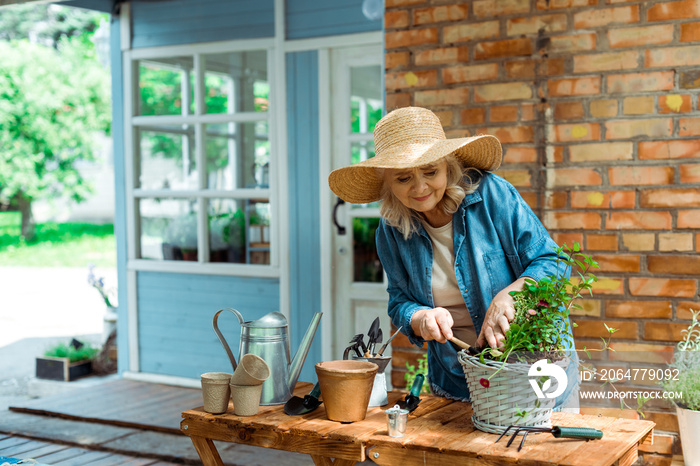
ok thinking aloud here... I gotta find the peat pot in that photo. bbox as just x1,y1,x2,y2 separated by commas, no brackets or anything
315,360,378,422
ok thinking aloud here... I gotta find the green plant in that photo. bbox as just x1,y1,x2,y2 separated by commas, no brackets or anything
664,309,700,411
43,340,98,363
404,353,431,394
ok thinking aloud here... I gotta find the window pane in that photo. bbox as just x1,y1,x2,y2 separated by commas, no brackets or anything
350,65,382,134
206,121,269,190
137,57,194,116
353,217,383,283
246,199,271,265
139,198,198,261
209,198,270,265
138,126,197,190
203,51,268,114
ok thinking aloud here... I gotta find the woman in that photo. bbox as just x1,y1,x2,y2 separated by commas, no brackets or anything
329,107,578,410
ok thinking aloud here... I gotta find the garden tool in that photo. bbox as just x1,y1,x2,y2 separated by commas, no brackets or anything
343,337,363,360
283,382,322,415
350,333,368,355
372,328,383,357
376,326,403,357
448,336,482,356
365,317,381,357
397,374,424,413
495,425,604,452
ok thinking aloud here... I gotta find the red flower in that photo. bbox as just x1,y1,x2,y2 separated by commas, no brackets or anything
537,300,549,308
480,378,490,388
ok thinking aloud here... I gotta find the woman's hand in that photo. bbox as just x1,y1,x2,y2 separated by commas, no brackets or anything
477,277,531,349
410,307,454,343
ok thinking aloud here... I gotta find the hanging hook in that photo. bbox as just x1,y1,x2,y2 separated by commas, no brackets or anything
333,198,346,235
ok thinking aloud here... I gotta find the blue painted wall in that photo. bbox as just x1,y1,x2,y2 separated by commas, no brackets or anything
286,0,382,40
137,272,280,378
286,50,322,384
130,0,275,49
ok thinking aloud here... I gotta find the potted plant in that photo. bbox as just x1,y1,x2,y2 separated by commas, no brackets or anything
36,338,98,381
459,242,599,433
663,309,700,465
163,212,198,261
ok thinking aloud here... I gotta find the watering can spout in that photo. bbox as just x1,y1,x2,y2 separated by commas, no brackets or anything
287,312,323,391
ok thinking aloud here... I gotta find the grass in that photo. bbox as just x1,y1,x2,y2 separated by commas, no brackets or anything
0,211,116,267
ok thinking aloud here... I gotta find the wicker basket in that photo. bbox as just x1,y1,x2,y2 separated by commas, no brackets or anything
458,351,568,435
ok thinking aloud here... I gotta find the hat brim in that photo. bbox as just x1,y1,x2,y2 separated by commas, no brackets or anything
328,134,502,204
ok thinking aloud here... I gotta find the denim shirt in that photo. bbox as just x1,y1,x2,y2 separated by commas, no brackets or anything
376,172,578,407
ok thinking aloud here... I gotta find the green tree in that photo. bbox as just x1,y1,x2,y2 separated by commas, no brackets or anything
0,37,110,239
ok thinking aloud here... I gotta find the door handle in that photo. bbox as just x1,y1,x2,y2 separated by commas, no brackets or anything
333,198,346,235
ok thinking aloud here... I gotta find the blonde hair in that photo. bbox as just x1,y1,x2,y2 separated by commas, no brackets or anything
378,156,481,239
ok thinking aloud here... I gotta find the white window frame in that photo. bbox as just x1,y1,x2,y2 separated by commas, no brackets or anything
123,39,280,279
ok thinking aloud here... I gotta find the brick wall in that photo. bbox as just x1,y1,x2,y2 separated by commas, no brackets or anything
385,0,699,462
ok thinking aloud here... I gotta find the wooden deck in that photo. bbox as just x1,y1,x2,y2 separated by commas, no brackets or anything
0,434,182,465
9,379,202,434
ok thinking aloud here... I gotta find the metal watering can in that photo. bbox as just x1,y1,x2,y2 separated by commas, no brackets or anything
212,308,322,405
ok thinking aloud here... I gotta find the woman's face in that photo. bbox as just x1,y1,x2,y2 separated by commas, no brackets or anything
383,160,448,214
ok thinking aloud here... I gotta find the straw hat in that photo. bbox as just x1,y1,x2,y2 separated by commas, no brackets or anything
328,107,502,204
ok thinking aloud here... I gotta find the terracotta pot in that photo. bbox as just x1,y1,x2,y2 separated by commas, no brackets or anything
315,360,378,422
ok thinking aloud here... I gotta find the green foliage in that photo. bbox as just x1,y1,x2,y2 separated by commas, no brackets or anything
404,353,431,394
484,242,599,363
0,37,110,208
665,310,700,411
0,212,115,267
44,341,98,363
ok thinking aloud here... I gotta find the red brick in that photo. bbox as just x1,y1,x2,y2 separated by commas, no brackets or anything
680,163,700,183
490,105,519,122
386,28,439,49
574,320,638,340
605,119,672,139
550,145,564,163
545,212,602,229
554,123,601,142
573,51,639,73
607,342,675,364
386,93,411,110
505,60,535,79
507,14,567,36
386,51,410,69
521,104,536,121
629,278,697,298
571,191,635,209
569,142,633,162
497,169,532,187
587,233,618,251
385,10,410,29
622,96,654,115
549,168,602,186
460,107,486,125
609,166,674,186
639,140,700,160
442,63,498,84
590,99,618,118
552,232,584,247
607,71,674,94
414,47,469,66
645,322,693,342
640,188,700,208
520,192,538,210
549,76,601,96
678,301,700,319
549,33,596,54
477,125,534,144
475,38,533,60
474,82,533,102
648,255,700,275
385,70,437,91
606,211,673,230
590,277,625,295
413,4,468,25
658,94,692,113
385,0,424,6
647,0,700,21
622,233,655,251
415,88,469,107
574,6,640,29
594,254,641,273
554,101,585,120
646,45,700,67
679,117,700,136
504,146,537,164
608,25,675,48
545,191,568,209
606,300,672,319
682,23,700,45
474,0,530,18
659,232,694,251
443,21,499,44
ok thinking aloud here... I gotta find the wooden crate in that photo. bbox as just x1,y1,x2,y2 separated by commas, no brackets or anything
35,357,92,382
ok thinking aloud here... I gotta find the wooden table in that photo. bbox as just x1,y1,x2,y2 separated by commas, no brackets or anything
181,382,655,466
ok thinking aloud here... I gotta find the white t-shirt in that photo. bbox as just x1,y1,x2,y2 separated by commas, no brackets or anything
423,220,477,345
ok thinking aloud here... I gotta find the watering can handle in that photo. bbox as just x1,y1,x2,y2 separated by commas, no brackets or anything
212,308,244,372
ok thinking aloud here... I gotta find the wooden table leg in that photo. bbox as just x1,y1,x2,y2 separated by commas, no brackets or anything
310,455,356,466
190,435,224,466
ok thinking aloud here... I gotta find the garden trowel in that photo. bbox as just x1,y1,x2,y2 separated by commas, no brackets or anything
397,374,424,413
284,382,322,415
